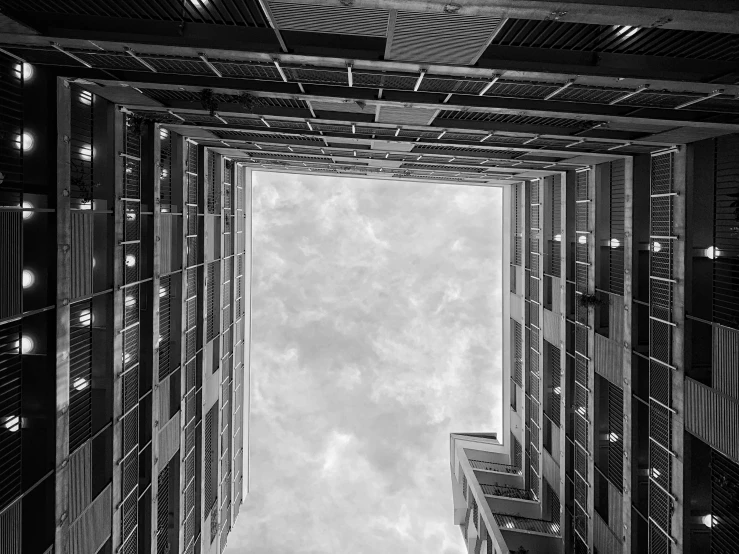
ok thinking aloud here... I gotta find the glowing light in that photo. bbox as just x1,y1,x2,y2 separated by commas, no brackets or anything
650,467,661,479
577,406,586,416
125,255,136,268
22,200,34,220
652,241,662,253
504,521,515,529
19,63,34,81
20,336,34,354
79,90,92,106
2,416,20,433
706,246,720,259
125,165,133,175
161,168,169,179
159,286,167,298
553,234,562,242
125,295,136,309
22,269,35,289
553,386,561,395
72,377,89,391
125,210,137,221
79,309,92,326
160,128,169,140
79,144,92,161
124,352,132,364
609,238,621,249
157,335,163,346
20,132,34,152
608,432,620,443
702,514,716,528
79,200,92,210
578,235,587,245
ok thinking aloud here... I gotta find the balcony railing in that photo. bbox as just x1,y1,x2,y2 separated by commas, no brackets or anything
469,459,522,474
480,483,533,500
494,514,561,536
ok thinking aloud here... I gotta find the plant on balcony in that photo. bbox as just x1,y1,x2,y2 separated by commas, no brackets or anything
237,92,260,113
200,88,220,116
579,294,607,307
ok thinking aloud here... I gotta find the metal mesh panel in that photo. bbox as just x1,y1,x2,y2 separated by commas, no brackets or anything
575,445,589,480
123,116,141,199
123,327,139,371
609,160,625,294
649,483,672,535
650,319,672,365
649,360,672,408
70,86,94,209
157,465,170,554
548,343,561,427
575,415,589,450
649,521,670,554
121,492,137,543
159,275,172,379
207,262,217,342
713,136,739,327
608,383,624,491
0,322,22,508
69,300,93,451
122,450,138,498
122,367,139,414
649,401,672,450
122,406,139,456
513,320,523,386
711,449,739,553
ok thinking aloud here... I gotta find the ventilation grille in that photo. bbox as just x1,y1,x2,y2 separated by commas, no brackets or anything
387,12,501,65
268,2,388,36
714,136,739,328
0,212,22,320
550,178,561,277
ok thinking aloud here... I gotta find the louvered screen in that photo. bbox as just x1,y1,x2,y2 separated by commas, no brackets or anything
513,183,522,266
0,213,22,319
121,491,137,546
160,128,173,212
71,212,93,300
69,300,93,451
550,177,562,277
159,275,172,379
70,86,94,209
0,322,22,509
547,342,561,427
157,464,170,554
0,59,23,212
205,405,218,512
607,383,624,491
609,160,625,295
513,319,523,386
123,116,141,199
711,449,739,552
714,136,739,327
207,153,217,214
206,262,216,342
268,1,388,36
387,12,502,65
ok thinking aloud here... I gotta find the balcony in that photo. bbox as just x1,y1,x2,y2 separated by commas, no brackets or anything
481,483,534,500
494,514,561,536
469,459,521,475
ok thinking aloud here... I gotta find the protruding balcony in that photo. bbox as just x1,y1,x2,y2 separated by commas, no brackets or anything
494,514,563,554
469,459,521,475
481,483,534,500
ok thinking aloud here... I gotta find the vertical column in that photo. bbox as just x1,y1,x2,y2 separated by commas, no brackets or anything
54,76,72,554
622,157,634,554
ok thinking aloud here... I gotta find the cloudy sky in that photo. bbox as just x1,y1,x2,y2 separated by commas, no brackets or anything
225,172,503,554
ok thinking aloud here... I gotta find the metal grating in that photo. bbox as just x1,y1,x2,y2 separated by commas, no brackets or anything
609,160,625,295
490,18,739,61
157,465,170,554
550,177,562,277
70,86,94,209
711,449,739,553
160,128,173,211
548,342,561,427
0,59,23,210
438,109,588,129
69,300,93,452
206,262,217,342
0,213,22,320
0,322,22,509
607,383,624,491
159,275,172,379
714,136,739,328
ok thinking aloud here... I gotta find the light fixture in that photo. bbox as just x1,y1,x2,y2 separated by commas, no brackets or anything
22,269,35,289
20,336,34,354
21,63,34,81
20,132,34,152
125,295,136,308
553,386,561,395
22,200,34,220
125,254,136,267
72,377,90,391
706,246,720,259
161,168,168,179
79,200,92,210
608,432,619,443
125,210,137,221
609,238,621,249
577,406,586,416
652,241,662,253
79,90,92,106
702,514,716,528
650,467,661,479
79,309,92,326
125,165,133,175
124,352,132,364
554,234,562,242
159,286,167,298
160,128,169,140
578,235,587,245
2,415,20,433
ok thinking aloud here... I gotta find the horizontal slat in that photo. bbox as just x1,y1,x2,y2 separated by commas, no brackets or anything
685,378,739,464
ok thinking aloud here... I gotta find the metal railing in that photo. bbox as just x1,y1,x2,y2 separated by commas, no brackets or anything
468,459,521,474
493,514,561,536
480,483,533,500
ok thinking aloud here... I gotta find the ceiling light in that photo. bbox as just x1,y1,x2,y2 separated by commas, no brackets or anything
125,210,137,221
22,269,35,289
125,295,136,308
650,467,661,479
79,309,92,326
79,200,92,210
706,246,720,259
578,235,587,245
609,238,621,249
577,406,586,416
553,234,562,242
702,514,716,528
161,168,169,179
79,90,92,106
22,63,34,81
72,377,90,391
608,432,619,443
22,200,34,220
160,128,169,140
159,286,167,298
2,415,20,433
652,241,662,253
124,352,132,364
553,386,561,395
125,254,136,267
20,132,34,152
20,336,34,354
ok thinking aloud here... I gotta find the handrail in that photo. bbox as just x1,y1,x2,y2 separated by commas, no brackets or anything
480,483,533,500
468,459,521,474
494,514,561,536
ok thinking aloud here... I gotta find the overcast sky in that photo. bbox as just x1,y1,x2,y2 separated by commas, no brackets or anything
225,172,502,554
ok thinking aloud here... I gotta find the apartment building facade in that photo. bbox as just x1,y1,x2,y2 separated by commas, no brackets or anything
453,141,739,553
0,1,737,553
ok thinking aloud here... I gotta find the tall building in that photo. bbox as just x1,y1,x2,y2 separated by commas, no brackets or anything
0,1,737,553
